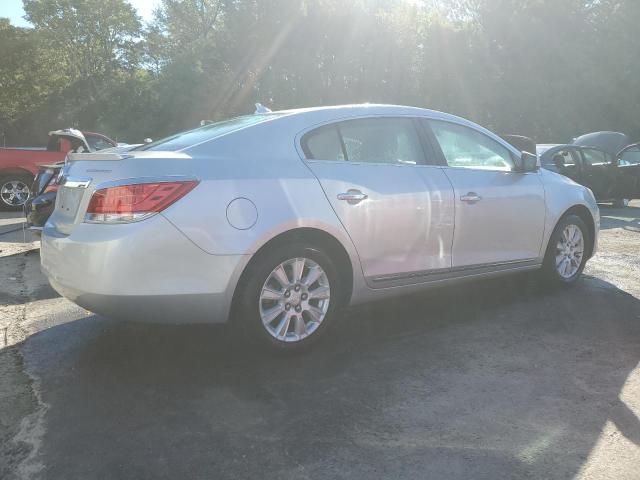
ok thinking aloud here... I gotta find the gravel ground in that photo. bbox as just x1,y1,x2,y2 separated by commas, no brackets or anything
1,203,639,480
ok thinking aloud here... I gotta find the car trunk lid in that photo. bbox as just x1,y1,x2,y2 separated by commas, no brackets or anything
50,150,192,235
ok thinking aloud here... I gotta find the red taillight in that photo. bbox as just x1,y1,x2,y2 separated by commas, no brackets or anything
85,180,198,223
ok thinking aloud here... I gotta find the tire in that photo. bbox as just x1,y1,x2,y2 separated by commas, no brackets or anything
613,198,630,208
0,175,33,211
541,214,590,287
234,243,342,352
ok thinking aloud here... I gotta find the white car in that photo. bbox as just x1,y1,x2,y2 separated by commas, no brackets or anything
41,104,600,351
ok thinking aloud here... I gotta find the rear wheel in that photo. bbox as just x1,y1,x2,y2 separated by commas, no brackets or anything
613,198,630,208
541,215,590,287
0,175,32,210
235,243,341,352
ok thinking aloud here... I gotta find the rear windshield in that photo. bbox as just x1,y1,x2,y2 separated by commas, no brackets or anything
136,114,281,151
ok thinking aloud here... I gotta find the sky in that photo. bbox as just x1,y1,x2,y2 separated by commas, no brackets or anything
1,0,160,27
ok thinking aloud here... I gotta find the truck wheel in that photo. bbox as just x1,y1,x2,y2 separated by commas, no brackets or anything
0,175,33,210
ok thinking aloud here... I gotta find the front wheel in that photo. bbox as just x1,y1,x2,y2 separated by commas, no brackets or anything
541,215,590,287
613,198,630,208
235,243,341,352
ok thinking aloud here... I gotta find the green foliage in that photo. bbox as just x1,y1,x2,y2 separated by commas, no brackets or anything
1,0,639,145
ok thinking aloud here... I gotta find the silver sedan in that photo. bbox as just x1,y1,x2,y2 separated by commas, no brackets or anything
41,105,600,351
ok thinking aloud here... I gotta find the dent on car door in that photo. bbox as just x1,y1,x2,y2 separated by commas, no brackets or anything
426,119,546,268
616,144,640,199
301,117,455,285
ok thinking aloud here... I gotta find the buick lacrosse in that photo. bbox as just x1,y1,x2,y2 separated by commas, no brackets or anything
41,105,599,350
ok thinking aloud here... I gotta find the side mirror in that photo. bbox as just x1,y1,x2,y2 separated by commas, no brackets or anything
143,138,153,144
519,152,539,172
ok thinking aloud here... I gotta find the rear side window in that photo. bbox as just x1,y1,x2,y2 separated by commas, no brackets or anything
137,114,281,152
429,120,515,171
302,126,345,161
302,117,425,165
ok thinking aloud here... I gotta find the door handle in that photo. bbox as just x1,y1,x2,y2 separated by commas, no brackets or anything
460,192,482,204
337,189,368,205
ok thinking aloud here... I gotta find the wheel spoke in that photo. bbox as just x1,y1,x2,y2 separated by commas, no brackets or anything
275,313,291,338
309,285,330,300
261,304,284,325
261,286,282,301
563,258,572,277
272,265,290,288
292,258,305,283
294,315,306,336
306,306,324,322
303,266,322,286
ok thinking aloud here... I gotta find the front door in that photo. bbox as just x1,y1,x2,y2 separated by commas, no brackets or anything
300,117,455,284
615,144,640,199
426,119,546,268
579,148,618,200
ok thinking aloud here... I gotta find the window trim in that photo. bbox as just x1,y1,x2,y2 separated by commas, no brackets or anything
299,115,431,167
423,119,521,172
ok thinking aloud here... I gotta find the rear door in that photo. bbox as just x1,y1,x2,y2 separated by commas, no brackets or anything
615,144,640,199
301,116,455,284
426,119,546,268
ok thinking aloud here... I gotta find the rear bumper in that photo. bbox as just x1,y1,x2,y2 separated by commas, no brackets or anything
41,214,250,324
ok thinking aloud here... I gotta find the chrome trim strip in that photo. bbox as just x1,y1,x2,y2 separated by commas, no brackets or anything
62,177,92,188
369,259,541,285
95,175,199,190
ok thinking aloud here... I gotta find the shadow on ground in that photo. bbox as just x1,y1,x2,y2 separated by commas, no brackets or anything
18,273,640,479
599,204,640,231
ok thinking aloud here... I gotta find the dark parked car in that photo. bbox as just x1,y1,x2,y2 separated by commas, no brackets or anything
537,141,640,207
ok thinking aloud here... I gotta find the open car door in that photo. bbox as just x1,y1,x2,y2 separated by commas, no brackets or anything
614,143,640,200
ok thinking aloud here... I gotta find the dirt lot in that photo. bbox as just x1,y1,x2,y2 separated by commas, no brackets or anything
1,204,639,480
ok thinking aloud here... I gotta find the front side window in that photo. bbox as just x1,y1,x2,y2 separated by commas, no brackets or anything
302,117,425,165
429,120,515,171
543,149,578,168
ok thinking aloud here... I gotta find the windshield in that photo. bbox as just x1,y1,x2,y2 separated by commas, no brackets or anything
136,114,281,152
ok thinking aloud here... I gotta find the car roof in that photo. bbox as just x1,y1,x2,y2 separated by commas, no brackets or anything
272,103,468,124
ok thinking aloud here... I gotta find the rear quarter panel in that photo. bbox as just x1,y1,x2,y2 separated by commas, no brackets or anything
161,119,368,303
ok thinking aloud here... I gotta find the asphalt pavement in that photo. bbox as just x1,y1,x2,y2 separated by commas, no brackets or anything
1,204,640,480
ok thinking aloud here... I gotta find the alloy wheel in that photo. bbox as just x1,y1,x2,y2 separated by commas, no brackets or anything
1,179,31,207
555,224,585,279
259,257,331,342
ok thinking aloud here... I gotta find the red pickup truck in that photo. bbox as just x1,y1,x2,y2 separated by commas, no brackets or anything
0,129,116,209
